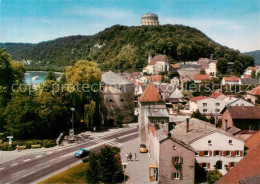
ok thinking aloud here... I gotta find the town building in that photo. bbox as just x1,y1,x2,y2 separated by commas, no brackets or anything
171,118,244,175
216,142,260,184
240,78,259,85
221,106,260,133
189,96,225,115
193,74,211,83
138,83,196,183
143,54,170,75
225,98,254,107
101,71,135,125
221,76,240,85
197,56,218,77
170,77,180,87
210,91,226,100
244,132,260,153
178,68,199,88
246,85,260,104
244,66,258,76
140,12,159,26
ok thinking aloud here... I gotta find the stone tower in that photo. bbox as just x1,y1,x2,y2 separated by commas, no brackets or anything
140,12,159,26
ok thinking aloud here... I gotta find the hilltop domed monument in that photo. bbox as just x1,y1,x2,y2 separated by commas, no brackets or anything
140,12,159,26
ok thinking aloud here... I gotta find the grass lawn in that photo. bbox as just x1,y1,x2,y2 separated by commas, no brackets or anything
38,162,87,184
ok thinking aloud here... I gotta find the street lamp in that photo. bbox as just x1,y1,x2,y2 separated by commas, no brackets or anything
70,107,75,141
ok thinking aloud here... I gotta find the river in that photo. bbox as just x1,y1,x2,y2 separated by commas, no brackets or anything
24,71,62,85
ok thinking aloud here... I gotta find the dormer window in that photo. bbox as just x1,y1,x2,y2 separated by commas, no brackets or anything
229,140,233,144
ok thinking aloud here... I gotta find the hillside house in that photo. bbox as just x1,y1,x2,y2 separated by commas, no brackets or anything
247,85,260,104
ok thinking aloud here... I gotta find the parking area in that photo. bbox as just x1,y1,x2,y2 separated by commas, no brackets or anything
120,137,157,184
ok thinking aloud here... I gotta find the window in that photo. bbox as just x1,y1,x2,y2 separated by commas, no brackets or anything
229,140,233,144
204,151,209,156
216,103,220,106
215,150,220,156
226,151,231,156
172,157,183,164
215,109,220,112
153,120,158,123
202,163,207,168
203,103,207,107
230,162,235,167
160,120,165,124
109,99,113,102
172,173,180,180
249,125,254,132
208,140,212,145
235,150,240,156
120,99,124,102
173,145,176,150
203,109,207,113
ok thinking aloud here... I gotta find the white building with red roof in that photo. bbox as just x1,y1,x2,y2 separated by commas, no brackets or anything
244,66,259,76
221,76,240,85
189,96,226,115
247,85,260,104
142,53,170,74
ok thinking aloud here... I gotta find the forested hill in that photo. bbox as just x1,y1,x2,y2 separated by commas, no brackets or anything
244,50,260,66
0,24,252,71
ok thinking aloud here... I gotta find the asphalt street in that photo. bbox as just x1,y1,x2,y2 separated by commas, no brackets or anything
0,126,138,184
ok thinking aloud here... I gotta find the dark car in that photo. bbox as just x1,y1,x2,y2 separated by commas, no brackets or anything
75,149,91,158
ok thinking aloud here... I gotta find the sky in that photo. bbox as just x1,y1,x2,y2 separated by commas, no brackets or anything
0,0,259,52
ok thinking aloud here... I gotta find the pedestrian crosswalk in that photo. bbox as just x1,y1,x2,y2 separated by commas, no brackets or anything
89,136,124,148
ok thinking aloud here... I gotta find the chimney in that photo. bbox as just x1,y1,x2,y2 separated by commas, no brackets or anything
186,118,190,133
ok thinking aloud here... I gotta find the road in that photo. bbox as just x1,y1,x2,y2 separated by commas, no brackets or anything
0,126,138,184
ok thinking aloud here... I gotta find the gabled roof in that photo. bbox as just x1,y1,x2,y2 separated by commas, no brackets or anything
216,142,260,184
194,74,211,81
102,71,133,85
247,85,260,96
241,74,252,79
171,118,242,144
240,78,259,85
245,132,260,152
171,63,181,69
139,83,162,102
223,76,240,82
210,91,225,99
151,75,162,82
148,55,168,66
224,106,260,119
248,66,258,71
189,96,209,102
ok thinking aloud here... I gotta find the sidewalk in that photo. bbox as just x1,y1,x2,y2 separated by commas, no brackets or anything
120,137,157,184
0,123,138,164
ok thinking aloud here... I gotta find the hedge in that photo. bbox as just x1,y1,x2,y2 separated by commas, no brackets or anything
0,139,56,151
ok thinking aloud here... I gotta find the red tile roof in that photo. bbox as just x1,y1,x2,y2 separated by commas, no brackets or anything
245,132,260,153
189,96,209,102
242,74,252,79
194,74,211,81
248,67,258,71
131,72,139,76
247,85,260,96
151,75,162,82
210,91,224,98
217,142,260,184
225,106,260,119
139,83,161,102
224,76,240,82
148,55,168,66
171,63,181,69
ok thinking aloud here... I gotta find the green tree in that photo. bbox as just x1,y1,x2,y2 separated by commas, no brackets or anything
232,60,243,74
86,152,101,184
200,69,206,74
251,70,256,78
46,71,57,81
206,169,222,184
217,58,228,74
255,96,260,105
209,116,215,124
84,100,96,128
257,71,260,79
191,110,209,122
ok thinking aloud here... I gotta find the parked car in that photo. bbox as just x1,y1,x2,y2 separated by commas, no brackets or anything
139,144,148,153
75,149,91,158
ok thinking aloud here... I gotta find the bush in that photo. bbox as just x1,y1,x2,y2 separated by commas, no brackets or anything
43,140,56,148
0,142,16,151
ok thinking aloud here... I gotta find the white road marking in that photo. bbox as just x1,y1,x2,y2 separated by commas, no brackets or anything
36,155,42,158
46,151,53,154
60,153,71,158
0,167,4,171
12,170,25,175
22,171,34,178
10,163,18,166
24,159,31,162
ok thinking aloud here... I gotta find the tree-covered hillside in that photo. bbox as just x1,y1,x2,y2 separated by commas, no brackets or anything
244,50,260,66
0,24,254,72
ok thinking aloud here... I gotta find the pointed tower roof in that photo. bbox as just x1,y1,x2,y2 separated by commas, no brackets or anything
139,83,162,102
